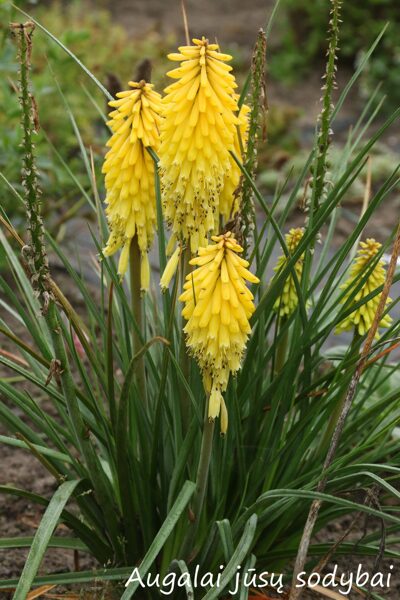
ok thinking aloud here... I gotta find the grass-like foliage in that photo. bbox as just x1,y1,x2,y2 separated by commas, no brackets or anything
0,2,400,599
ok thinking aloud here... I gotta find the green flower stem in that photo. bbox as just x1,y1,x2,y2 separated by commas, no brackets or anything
302,0,341,314
129,235,147,405
317,332,361,457
274,318,288,375
126,61,152,408
180,408,215,560
13,22,49,301
179,246,191,432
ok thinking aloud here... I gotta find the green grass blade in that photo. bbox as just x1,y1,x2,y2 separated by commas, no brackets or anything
201,514,258,600
12,480,80,600
0,537,88,551
121,480,196,600
0,567,133,590
0,434,73,464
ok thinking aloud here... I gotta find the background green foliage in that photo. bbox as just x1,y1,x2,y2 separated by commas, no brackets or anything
0,1,171,230
271,0,400,110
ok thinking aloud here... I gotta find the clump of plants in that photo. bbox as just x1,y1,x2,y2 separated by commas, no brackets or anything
1,1,400,599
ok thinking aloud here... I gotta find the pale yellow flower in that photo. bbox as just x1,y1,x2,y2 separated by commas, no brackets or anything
160,37,241,254
102,80,162,287
336,238,392,336
272,228,305,317
179,232,259,432
160,245,181,291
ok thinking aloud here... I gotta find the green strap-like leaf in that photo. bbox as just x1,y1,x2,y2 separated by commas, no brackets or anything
216,519,235,564
201,514,258,600
0,567,133,589
0,537,87,551
169,560,194,600
0,435,73,464
121,480,196,600
12,480,80,600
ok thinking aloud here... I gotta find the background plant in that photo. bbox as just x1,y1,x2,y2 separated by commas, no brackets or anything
270,0,400,111
0,4,400,600
0,0,172,232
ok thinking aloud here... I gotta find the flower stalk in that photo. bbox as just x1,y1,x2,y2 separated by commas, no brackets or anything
274,321,288,375
11,21,51,307
103,60,160,405
312,0,341,212
239,28,267,253
179,246,192,431
130,235,147,405
317,332,360,457
180,408,215,560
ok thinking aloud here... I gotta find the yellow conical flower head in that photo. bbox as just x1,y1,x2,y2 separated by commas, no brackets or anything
102,80,162,284
272,228,305,317
219,101,250,220
179,232,259,432
160,37,240,253
336,239,392,337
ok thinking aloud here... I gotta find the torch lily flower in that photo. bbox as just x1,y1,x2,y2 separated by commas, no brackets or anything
102,80,162,289
179,231,259,432
336,238,392,336
271,228,305,318
160,37,242,254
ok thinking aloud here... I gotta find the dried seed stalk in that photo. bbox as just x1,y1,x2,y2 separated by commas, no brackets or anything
11,21,53,310
311,0,341,212
238,28,267,253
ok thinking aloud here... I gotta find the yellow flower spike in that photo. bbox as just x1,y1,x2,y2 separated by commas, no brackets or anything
336,238,392,337
271,228,305,318
179,232,259,433
160,37,242,253
102,80,162,281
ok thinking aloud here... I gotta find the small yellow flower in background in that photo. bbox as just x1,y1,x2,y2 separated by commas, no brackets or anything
336,238,392,337
272,228,305,318
160,37,243,254
179,232,259,433
102,80,162,287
